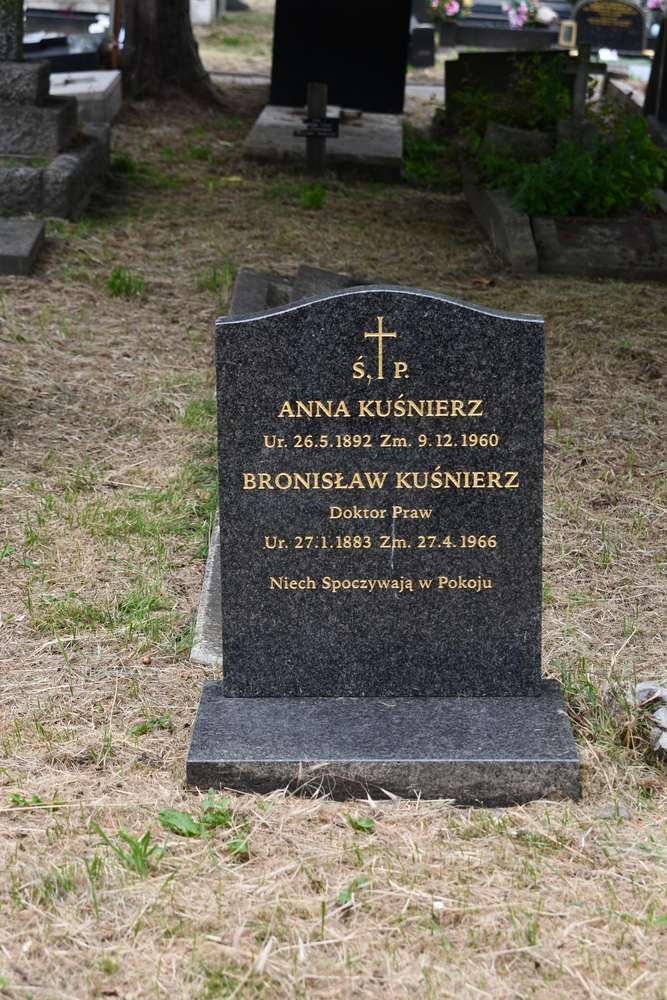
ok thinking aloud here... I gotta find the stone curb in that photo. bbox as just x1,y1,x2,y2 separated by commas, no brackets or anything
0,122,110,219
463,165,667,280
462,163,538,275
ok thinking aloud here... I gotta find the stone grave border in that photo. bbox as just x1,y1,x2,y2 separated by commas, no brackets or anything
463,164,667,280
0,122,110,219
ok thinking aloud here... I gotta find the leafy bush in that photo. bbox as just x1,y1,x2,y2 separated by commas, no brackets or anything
451,53,571,138
402,122,459,189
479,115,667,217
108,264,145,297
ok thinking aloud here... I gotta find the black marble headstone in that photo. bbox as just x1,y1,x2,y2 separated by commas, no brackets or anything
269,0,412,114
573,0,645,54
216,288,544,699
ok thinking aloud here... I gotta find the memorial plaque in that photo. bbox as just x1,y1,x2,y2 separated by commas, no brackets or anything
216,287,544,699
573,0,644,54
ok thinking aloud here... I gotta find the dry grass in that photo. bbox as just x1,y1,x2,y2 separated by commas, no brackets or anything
1,87,667,999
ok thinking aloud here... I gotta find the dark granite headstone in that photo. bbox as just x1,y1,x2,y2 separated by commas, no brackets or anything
270,0,412,114
216,288,544,699
573,0,644,55
187,284,580,802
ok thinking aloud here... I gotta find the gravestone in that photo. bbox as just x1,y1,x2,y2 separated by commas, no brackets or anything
442,50,575,132
572,0,645,55
187,284,579,804
270,0,412,114
0,0,109,217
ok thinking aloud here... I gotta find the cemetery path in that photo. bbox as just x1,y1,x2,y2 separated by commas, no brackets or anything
0,91,665,999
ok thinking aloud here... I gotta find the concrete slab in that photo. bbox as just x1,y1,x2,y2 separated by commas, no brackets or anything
49,70,122,123
0,219,45,275
241,105,402,179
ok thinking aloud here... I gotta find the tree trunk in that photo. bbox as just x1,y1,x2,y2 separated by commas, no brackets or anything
123,0,226,105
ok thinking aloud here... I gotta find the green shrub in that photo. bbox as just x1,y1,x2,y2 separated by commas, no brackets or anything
300,180,326,210
479,115,667,217
108,264,146,297
402,121,459,188
451,53,572,139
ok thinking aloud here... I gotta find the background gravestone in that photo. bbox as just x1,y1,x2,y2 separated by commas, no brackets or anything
269,0,412,114
187,286,580,804
572,0,645,54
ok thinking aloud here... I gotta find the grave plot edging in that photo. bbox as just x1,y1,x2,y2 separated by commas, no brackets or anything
463,166,667,280
462,163,538,275
0,122,110,219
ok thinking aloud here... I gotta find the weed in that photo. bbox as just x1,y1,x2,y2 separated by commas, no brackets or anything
402,122,459,189
201,966,238,998
130,710,172,736
37,864,76,904
344,813,376,834
9,792,41,807
229,834,249,860
338,874,369,906
194,254,236,304
108,264,146,298
300,180,327,210
200,789,233,827
162,144,176,163
159,809,205,837
92,822,165,877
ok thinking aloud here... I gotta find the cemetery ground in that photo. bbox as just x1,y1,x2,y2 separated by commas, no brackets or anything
0,86,667,1000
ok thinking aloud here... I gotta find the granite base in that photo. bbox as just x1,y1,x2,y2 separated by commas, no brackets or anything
186,679,580,805
241,105,402,180
0,219,45,275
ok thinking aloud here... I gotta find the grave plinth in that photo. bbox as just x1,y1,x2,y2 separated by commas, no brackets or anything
187,280,580,805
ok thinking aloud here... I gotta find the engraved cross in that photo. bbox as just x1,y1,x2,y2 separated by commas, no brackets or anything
364,316,396,380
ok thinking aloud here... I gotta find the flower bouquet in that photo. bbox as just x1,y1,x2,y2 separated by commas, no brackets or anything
427,0,473,21
501,0,539,28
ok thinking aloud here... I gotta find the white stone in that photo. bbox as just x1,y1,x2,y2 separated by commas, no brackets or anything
28,0,109,11
241,105,403,176
190,0,226,26
49,69,121,123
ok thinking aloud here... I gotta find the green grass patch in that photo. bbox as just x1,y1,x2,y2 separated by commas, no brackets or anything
108,264,145,297
300,180,326,210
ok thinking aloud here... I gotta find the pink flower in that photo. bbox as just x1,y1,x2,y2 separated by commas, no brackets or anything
647,0,664,9
444,0,460,14
507,7,527,27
